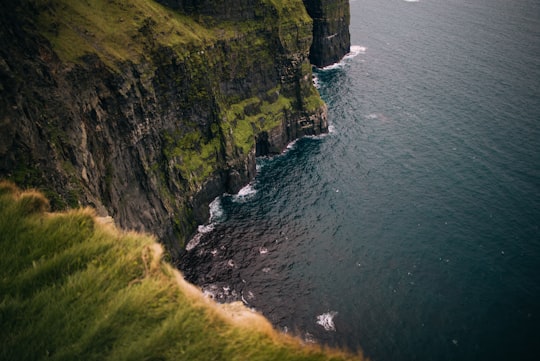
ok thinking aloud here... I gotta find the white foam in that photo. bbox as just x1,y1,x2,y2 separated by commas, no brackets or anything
321,62,342,71
208,197,225,222
404,0,420,2
232,183,257,203
238,183,256,197
286,138,299,150
316,311,338,331
366,113,379,119
185,224,214,250
320,45,367,70
305,132,329,141
241,294,249,305
202,284,219,299
259,246,268,254
345,45,367,58
328,124,336,134
304,332,316,343
312,73,320,88
186,197,224,251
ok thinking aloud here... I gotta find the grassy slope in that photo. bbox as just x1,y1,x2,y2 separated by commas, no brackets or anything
0,182,364,361
31,0,322,188
35,0,214,66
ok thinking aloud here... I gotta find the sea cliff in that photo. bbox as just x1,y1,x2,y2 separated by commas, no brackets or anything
303,0,351,67
0,0,350,257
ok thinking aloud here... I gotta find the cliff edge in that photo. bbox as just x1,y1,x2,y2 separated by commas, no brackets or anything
0,181,364,360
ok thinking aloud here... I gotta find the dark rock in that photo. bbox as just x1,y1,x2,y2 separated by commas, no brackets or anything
303,0,351,67
0,0,341,260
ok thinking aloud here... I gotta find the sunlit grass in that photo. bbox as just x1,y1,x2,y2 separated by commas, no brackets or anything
0,181,365,361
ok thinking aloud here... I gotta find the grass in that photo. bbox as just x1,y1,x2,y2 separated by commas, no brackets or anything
34,0,214,67
32,0,312,68
0,181,365,361
222,89,294,154
162,128,222,189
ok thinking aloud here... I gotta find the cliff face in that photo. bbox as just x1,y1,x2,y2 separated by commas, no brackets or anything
0,0,346,258
303,0,351,67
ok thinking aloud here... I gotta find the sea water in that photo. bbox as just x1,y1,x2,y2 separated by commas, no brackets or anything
180,0,540,360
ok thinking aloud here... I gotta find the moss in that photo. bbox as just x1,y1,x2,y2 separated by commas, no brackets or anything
221,88,293,155
302,88,325,112
162,129,221,189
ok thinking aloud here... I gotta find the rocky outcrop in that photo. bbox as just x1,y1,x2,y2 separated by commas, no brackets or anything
303,0,351,67
0,0,338,258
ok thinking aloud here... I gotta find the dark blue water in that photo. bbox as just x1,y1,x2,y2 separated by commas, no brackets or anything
180,0,540,360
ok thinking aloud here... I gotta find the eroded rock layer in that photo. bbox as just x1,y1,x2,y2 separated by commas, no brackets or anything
0,0,348,257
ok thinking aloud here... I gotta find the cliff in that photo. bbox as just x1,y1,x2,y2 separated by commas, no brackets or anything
0,181,364,360
303,0,351,67
0,0,349,258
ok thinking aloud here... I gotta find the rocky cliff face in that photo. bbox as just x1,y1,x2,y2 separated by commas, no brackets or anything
303,0,351,67
0,0,346,258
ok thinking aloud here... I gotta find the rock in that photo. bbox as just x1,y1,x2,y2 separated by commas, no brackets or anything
0,0,345,260
303,0,351,67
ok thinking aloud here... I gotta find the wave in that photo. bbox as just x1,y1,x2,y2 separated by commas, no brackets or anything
186,197,225,251
201,283,238,302
185,224,212,251
319,45,367,70
208,197,225,222
231,183,257,203
316,311,338,331
345,45,367,59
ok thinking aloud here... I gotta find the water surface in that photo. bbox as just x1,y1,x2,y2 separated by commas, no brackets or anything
181,1,540,360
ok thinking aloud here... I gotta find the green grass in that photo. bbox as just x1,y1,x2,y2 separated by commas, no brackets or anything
32,0,312,68
34,0,214,67
221,89,294,154
162,128,222,188
0,181,365,361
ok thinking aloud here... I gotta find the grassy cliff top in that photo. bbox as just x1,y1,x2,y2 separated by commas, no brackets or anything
0,181,364,361
28,0,312,67
33,0,214,65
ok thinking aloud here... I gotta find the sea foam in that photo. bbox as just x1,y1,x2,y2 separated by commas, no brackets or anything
316,311,338,331
320,45,366,70
232,183,257,203
185,197,225,251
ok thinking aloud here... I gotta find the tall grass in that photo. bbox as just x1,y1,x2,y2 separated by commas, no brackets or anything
0,181,364,361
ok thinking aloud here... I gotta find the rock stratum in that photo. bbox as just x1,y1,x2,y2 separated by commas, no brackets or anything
0,0,350,258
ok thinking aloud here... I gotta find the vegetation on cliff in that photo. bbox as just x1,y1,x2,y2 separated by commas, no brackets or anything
0,0,328,252
0,182,364,361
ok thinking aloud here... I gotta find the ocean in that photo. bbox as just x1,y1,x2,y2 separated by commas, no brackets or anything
180,0,540,360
